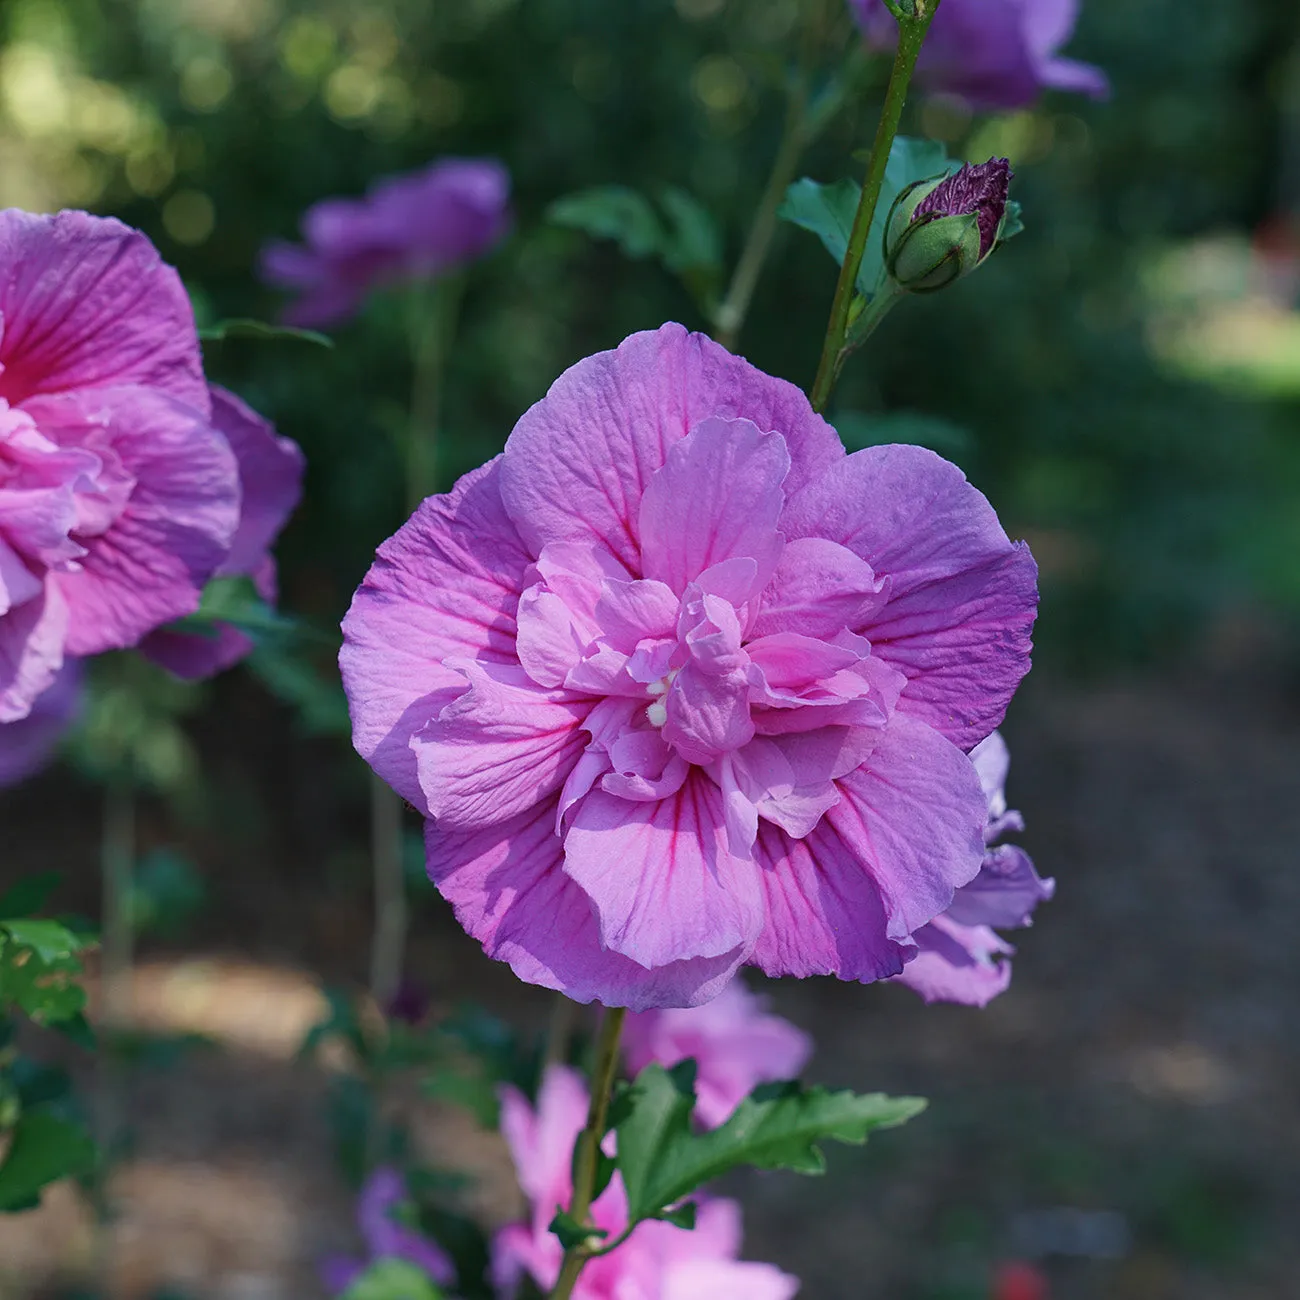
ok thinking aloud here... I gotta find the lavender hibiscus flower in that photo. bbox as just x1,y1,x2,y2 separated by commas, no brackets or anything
851,0,1108,112
341,323,1037,1010
894,731,1054,1006
261,158,511,328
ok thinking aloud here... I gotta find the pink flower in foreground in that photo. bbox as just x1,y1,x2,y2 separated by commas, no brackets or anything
341,323,1037,1010
623,980,811,1128
320,1166,456,1295
142,386,304,679
0,211,244,721
492,1065,798,1300
893,731,1054,1006
260,158,511,328
0,659,80,787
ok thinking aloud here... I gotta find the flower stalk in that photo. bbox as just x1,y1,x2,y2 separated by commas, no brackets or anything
809,0,941,412
550,1005,627,1300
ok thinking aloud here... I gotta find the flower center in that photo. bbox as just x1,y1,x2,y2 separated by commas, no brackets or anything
644,670,677,728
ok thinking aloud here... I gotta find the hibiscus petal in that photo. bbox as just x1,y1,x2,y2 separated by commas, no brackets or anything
891,914,1013,1007
428,800,745,1010
829,713,987,936
750,713,986,980
750,537,886,640
945,844,1054,930
638,417,788,595
413,660,591,830
0,210,207,410
32,388,240,658
664,1259,800,1300
563,774,764,967
207,386,304,579
0,582,66,723
750,819,911,983
341,456,531,806
782,444,1037,750
499,323,843,570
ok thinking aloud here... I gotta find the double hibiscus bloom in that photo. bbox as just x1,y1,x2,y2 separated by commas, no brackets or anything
342,323,1039,1010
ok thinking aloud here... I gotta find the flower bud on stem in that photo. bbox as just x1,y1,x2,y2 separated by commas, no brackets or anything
550,1005,627,1300
809,0,942,413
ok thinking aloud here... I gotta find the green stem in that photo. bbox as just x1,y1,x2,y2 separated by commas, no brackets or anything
714,75,812,352
808,0,939,412
550,1006,627,1300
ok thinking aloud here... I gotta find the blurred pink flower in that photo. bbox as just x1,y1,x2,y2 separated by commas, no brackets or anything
141,386,303,678
260,158,511,328
893,731,1054,1006
0,211,249,721
0,658,80,787
341,324,1037,1009
851,0,1108,112
320,1166,456,1295
492,1065,799,1300
623,980,811,1128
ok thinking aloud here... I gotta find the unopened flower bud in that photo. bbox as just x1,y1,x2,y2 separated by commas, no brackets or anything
884,157,1013,293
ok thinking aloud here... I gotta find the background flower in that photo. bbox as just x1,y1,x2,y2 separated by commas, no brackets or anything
492,1065,799,1300
623,980,812,1128
141,385,304,679
893,731,1054,1006
319,1166,455,1295
342,323,1037,1009
0,210,243,722
851,0,1109,111
260,158,511,328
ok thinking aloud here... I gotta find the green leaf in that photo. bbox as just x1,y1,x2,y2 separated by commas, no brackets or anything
339,1257,444,1300
0,920,83,964
172,575,304,644
779,136,957,296
999,198,1024,243
548,184,722,313
0,1109,97,1211
777,177,861,271
198,318,334,348
614,1063,926,1226
547,186,666,261
654,1200,697,1230
831,410,974,458
0,873,62,920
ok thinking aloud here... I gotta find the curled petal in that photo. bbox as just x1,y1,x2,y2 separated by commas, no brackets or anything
427,800,745,1010
892,914,1013,1007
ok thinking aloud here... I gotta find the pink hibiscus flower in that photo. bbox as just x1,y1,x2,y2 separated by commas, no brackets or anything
260,158,511,328
893,731,1054,1006
0,210,302,719
623,980,812,1129
341,323,1037,1010
492,1064,799,1300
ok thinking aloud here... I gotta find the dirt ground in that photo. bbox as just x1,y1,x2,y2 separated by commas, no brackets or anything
1,622,1297,1300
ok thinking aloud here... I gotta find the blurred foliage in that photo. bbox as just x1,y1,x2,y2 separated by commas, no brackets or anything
0,0,1294,677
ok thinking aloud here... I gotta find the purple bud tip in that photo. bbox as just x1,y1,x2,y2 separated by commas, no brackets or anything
385,977,430,1026
913,158,1013,258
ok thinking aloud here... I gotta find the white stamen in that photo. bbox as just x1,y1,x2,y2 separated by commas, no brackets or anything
646,699,668,728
